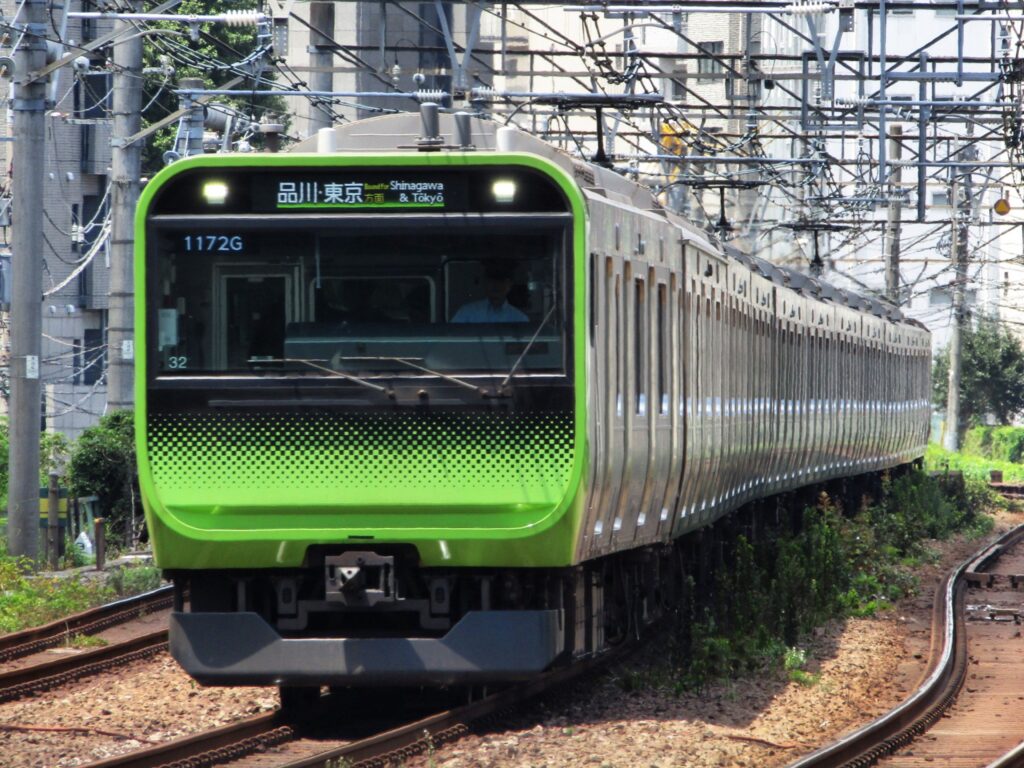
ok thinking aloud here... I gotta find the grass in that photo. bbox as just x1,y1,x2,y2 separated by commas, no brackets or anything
0,541,164,635
0,560,114,634
66,633,108,649
926,442,1024,482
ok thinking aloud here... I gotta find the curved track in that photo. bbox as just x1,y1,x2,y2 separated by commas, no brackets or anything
789,524,1024,768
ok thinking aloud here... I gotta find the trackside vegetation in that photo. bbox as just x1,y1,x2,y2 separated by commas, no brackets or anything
926,442,1024,483
660,467,994,691
0,546,162,634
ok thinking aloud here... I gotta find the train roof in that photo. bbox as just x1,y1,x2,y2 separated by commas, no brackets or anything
294,112,913,326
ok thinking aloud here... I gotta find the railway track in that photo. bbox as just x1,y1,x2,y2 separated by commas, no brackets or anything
0,587,173,702
789,523,1024,768
79,633,640,768
0,585,173,664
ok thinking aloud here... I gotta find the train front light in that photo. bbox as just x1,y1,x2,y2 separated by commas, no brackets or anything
492,179,516,204
202,181,229,205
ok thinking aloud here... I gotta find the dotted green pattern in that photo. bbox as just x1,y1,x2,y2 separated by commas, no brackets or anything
147,410,576,509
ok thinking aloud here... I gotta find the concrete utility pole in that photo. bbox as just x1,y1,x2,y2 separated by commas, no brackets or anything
943,180,965,451
943,131,973,452
106,0,144,410
308,1,335,134
884,125,903,303
7,0,49,560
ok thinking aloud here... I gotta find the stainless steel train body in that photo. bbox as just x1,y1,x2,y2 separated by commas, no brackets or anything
154,113,931,688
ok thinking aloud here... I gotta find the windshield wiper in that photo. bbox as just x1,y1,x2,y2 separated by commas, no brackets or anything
500,304,557,389
248,357,394,397
334,355,500,397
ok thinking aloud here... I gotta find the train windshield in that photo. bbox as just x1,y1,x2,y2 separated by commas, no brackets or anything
149,219,571,380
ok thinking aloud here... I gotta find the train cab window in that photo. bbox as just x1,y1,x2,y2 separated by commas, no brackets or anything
151,225,570,380
315,276,435,324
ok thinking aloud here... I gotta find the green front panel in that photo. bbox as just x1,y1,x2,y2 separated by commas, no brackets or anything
135,152,590,570
148,410,574,518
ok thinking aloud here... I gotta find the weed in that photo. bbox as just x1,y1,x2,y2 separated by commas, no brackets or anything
106,565,162,597
783,647,807,672
789,669,820,687
66,634,108,649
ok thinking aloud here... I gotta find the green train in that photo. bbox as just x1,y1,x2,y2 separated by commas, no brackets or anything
135,113,931,700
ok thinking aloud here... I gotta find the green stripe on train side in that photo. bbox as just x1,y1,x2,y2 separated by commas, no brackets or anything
134,152,589,568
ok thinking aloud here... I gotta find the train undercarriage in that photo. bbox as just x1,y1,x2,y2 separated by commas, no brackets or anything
166,470,893,708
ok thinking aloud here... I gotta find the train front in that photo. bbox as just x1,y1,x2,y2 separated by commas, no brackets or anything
134,154,586,688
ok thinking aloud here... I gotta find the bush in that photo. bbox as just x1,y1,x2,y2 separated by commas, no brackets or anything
0,539,113,633
669,467,992,691
926,442,1024,483
0,419,70,511
106,564,162,597
66,410,140,548
962,426,1024,463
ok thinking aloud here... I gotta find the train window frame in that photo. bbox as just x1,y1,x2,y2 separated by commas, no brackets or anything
145,213,575,384
657,281,669,416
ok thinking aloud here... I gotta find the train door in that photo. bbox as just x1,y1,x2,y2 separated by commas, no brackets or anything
214,266,298,369
581,252,607,559
636,267,673,545
612,263,649,548
588,255,626,557
675,247,700,536
705,275,724,525
740,287,755,505
657,268,683,543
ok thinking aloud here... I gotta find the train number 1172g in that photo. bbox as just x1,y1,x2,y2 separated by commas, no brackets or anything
183,235,244,252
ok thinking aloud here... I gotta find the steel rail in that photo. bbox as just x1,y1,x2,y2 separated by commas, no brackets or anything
81,711,295,768
0,629,168,703
787,523,1024,768
0,585,173,664
78,632,641,768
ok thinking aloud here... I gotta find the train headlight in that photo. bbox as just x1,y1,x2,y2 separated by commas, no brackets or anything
202,181,229,205
492,179,516,203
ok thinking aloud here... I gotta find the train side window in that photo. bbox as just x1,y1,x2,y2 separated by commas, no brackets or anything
635,277,647,416
615,275,623,416
589,253,598,342
658,282,668,415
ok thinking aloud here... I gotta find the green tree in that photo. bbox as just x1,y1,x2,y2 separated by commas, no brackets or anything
0,420,70,510
933,317,1024,431
139,0,285,172
66,411,139,548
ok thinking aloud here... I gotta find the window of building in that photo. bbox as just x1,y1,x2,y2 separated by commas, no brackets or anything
667,68,687,100
697,41,724,82
82,327,105,385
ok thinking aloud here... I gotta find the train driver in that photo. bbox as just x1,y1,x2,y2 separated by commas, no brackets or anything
452,260,529,323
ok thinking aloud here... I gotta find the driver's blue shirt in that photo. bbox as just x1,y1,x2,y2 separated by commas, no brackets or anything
452,300,529,323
